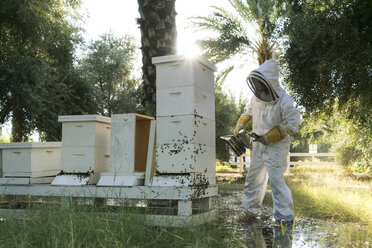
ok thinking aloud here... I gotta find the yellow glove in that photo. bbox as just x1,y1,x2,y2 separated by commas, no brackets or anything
234,114,251,136
255,123,293,145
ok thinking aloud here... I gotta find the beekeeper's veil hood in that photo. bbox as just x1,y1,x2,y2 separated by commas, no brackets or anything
246,59,284,103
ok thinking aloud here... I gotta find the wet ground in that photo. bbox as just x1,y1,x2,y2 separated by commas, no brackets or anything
218,190,370,248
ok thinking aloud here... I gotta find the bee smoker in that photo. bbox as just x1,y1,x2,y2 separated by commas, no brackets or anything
220,130,252,157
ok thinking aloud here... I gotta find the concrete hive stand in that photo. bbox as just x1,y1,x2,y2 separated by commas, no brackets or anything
0,142,61,184
52,115,111,185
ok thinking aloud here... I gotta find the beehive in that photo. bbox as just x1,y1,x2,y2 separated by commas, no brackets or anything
0,142,61,181
152,55,217,186
58,115,111,173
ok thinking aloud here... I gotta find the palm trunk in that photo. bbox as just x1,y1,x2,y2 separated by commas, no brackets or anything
11,108,26,142
137,0,177,114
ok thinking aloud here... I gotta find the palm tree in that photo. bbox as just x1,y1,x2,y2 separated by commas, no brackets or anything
137,0,177,114
192,0,277,80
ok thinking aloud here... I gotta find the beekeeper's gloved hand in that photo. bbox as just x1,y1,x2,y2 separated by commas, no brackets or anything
254,123,294,145
234,114,251,136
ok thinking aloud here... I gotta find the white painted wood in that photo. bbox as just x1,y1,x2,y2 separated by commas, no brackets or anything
0,143,61,178
29,177,55,184
0,184,219,200
199,197,212,212
152,55,217,72
156,115,215,146
110,114,136,174
58,115,111,124
0,177,30,185
153,56,216,94
145,209,217,227
51,175,90,186
1,176,56,185
97,175,144,186
110,114,154,175
178,200,192,216
61,122,111,147
156,86,215,120
145,120,156,186
150,175,191,187
156,144,216,174
150,173,216,187
61,146,110,173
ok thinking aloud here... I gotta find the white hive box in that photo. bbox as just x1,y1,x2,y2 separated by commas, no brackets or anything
153,55,216,93
156,86,215,120
98,113,154,186
156,115,215,146
153,55,217,120
156,144,216,185
0,142,61,184
58,115,111,174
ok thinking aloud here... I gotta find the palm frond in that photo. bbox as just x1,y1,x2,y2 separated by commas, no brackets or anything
191,6,252,64
216,65,235,85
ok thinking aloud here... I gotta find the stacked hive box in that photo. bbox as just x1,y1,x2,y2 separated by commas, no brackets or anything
52,115,111,185
0,142,61,184
152,55,217,187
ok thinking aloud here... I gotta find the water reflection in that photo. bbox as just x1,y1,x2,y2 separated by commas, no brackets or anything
218,190,347,248
241,220,293,248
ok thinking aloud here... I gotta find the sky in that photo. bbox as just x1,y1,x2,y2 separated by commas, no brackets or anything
80,0,258,97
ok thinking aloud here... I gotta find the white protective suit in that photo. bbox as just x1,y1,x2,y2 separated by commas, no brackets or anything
241,60,301,222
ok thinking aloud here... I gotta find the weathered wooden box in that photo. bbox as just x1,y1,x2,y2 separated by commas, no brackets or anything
98,114,154,186
0,142,61,179
109,113,154,174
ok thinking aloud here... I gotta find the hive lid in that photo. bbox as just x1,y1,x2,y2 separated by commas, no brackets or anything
152,55,217,72
0,142,62,149
58,115,111,124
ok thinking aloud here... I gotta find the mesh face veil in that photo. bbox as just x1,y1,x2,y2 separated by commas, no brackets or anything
246,70,279,102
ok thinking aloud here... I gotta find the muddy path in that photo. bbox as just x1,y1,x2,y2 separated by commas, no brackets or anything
218,190,370,248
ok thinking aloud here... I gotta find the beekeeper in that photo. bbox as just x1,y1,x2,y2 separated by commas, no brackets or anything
234,59,301,224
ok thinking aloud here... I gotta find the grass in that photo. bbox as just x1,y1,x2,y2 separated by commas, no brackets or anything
0,203,241,248
0,164,371,247
286,164,372,222
216,163,240,173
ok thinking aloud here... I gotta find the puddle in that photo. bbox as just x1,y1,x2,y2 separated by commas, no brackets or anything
218,190,370,248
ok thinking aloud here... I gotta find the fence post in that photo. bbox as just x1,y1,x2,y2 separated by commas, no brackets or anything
239,156,243,173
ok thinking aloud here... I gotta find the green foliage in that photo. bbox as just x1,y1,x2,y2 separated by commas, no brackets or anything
299,102,371,176
280,0,371,112
191,0,278,78
79,33,141,117
0,0,94,141
215,82,248,161
279,0,372,170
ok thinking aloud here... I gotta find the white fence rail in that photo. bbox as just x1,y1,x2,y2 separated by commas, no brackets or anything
228,152,337,172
